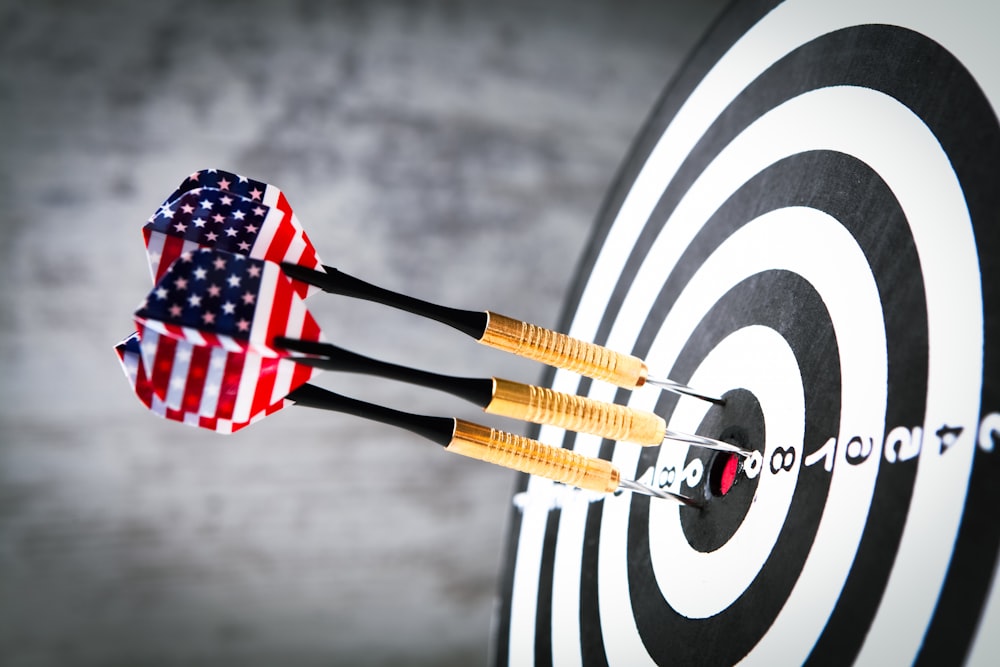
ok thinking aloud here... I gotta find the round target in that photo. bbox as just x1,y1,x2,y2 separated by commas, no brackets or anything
494,0,1000,664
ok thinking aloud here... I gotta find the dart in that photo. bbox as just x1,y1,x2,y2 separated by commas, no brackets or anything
135,246,745,455
115,332,694,504
144,169,721,402
280,263,723,402
278,337,747,455
286,383,698,505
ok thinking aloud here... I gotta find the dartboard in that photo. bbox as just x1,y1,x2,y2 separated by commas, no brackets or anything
493,0,1000,664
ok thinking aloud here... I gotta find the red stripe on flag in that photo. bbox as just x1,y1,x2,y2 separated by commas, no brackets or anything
285,237,318,300
262,193,295,265
287,247,312,300
250,357,281,419
298,243,322,272
164,322,187,340
158,234,188,281
216,352,246,420
182,345,212,413
229,419,251,433
198,330,226,349
290,315,321,391
150,335,178,401
288,213,323,272
264,269,295,349
117,340,156,409
290,279,310,301
134,360,155,408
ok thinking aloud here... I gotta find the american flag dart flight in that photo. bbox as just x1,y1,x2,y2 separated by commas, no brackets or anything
144,168,323,298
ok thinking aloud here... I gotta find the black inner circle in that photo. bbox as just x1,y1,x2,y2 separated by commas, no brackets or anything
680,388,764,552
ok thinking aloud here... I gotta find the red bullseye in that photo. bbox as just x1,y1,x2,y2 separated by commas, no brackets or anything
710,452,741,497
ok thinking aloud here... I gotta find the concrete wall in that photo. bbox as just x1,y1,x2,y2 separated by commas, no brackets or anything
0,1,724,664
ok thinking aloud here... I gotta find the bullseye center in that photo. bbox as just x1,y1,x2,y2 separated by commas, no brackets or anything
710,452,741,496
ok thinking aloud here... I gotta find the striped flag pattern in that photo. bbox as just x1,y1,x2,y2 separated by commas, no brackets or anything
131,327,304,428
143,169,323,298
115,331,283,433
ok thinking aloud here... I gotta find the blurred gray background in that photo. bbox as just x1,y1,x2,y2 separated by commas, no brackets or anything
0,1,724,665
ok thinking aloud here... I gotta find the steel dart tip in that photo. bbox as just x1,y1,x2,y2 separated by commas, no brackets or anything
643,377,754,457
644,375,725,405
662,429,755,458
618,478,702,507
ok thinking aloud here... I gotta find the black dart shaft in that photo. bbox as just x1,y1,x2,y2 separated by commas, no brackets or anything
287,383,455,445
280,263,488,338
275,336,494,406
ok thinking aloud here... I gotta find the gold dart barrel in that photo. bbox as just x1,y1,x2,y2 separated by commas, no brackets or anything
447,419,620,493
484,378,666,445
479,312,647,389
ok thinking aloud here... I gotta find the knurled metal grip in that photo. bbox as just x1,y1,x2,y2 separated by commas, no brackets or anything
447,420,620,493
485,378,666,445
479,312,648,389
